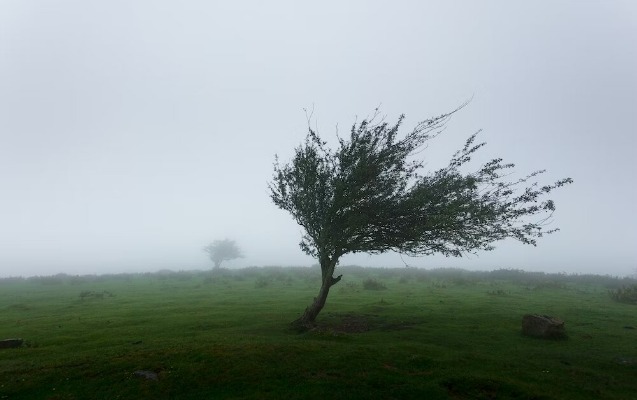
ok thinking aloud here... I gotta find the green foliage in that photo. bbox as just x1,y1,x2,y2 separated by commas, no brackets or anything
270,106,572,261
608,284,637,304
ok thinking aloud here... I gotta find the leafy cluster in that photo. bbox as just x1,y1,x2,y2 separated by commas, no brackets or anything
269,106,572,263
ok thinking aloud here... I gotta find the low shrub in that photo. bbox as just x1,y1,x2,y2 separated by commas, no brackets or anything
609,284,637,304
255,277,270,288
79,290,114,300
339,282,360,294
363,278,387,291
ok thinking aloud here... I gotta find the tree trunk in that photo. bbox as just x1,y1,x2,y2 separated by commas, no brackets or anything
291,258,342,331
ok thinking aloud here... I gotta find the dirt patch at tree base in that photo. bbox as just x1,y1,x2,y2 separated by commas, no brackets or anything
334,314,371,333
314,313,423,334
442,376,551,400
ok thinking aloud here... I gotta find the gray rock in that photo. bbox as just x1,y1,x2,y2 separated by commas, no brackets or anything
0,338,23,349
133,370,158,381
614,356,636,365
522,314,567,339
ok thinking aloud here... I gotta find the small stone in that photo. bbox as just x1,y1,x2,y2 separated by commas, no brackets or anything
614,357,636,365
133,370,158,381
0,339,23,349
522,314,567,339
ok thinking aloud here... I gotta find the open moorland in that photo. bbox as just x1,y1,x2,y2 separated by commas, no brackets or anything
1,266,636,399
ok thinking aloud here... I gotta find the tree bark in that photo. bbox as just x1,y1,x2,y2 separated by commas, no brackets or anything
291,258,342,331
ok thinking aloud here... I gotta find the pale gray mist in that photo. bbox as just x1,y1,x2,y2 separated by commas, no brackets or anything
1,1,635,277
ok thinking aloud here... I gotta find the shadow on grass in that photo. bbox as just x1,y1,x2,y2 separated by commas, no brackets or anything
301,312,426,335
442,376,553,400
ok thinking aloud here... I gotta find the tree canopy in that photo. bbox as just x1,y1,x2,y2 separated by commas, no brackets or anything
270,106,572,328
203,239,243,270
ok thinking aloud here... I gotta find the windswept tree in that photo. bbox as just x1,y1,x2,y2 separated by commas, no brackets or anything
269,105,572,329
203,239,243,270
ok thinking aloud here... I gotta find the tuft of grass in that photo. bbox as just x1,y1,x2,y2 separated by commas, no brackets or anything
362,278,387,291
79,290,115,300
255,276,270,288
608,284,637,304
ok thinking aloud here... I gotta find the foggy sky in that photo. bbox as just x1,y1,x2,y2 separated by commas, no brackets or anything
1,1,636,277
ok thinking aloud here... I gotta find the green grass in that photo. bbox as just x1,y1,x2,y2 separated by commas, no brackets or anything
1,267,636,399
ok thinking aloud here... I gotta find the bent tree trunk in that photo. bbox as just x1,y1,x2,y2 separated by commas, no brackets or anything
291,257,342,331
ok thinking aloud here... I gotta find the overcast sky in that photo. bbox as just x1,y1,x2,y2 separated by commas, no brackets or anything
1,1,635,277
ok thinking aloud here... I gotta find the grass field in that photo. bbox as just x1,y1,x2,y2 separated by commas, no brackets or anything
1,266,636,399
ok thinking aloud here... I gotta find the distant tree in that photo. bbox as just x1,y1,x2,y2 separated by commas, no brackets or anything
203,239,243,270
269,105,573,330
